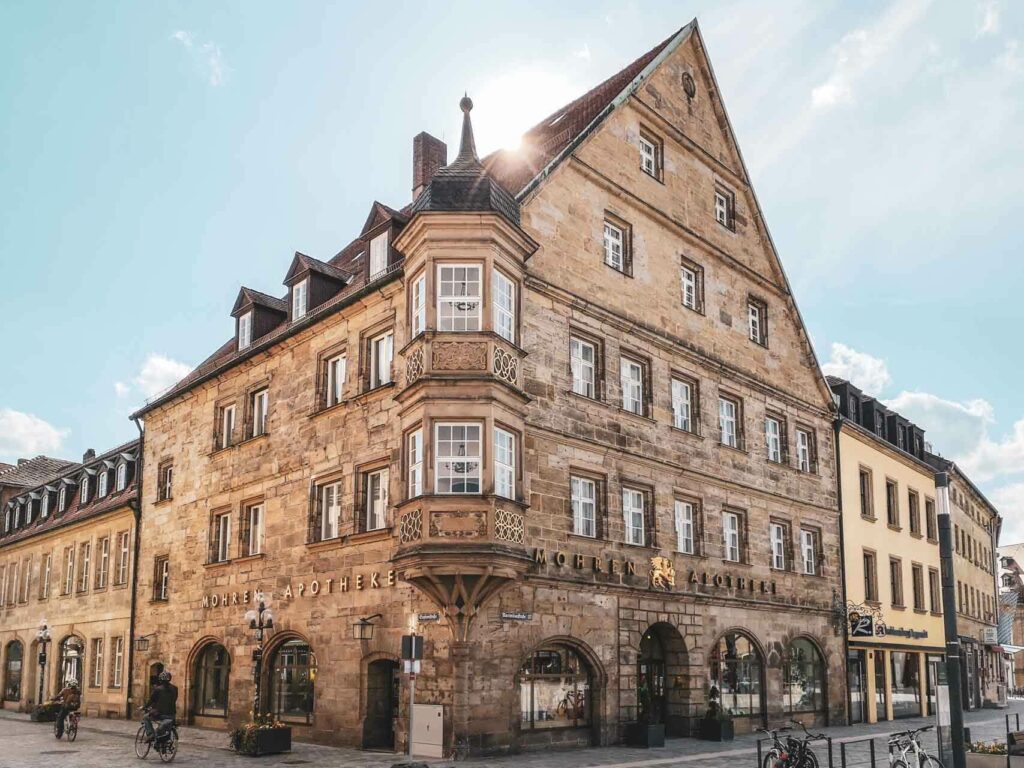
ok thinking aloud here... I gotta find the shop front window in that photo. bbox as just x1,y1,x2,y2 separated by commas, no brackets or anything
3,641,23,701
783,638,825,714
58,637,84,690
519,645,591,730
194,643,231,717
270,640,316,723
709,632,763,718
890,651,922,718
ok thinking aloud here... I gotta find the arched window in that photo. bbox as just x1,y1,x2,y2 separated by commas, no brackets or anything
57,636,84,690
194,644,231,717
3,641,23,701
709,631,763,718
783,637,825,714
116,463,127,492
269,640,316,723
519,644,591,730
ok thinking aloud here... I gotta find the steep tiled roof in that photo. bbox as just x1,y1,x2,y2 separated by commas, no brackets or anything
0,456,76,489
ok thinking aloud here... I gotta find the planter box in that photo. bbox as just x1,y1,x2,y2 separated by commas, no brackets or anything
967,756,1024,768
235,726,292,756
698,719,734,742
624,722,665,748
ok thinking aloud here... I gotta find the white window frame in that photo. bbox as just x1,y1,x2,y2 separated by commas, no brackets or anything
112,637,124,688
603,222,624,271
41,493,49,518
622,487,646,546
714,190,730,227
64,547,75,595
723,511,740,562
494,428,515,500
157,557,169,601
58,487,67,512
796,429,812,472
369,331,394,388
251,388,269,437
319,481,342,541
765,417,782,463
571,476,597,538
770,522,786,570
116,462,127,491
434,422,482,494
78,542,91,592
325,354,346,407
238,311,252,350
365,469,388,531
117,532,130,584
719,397,738,448
411,274,426,337
92,638,104,688
369,231,389,277
681,265,698,310
292,278,308,320
247,503,264,556
674,500,695,555
570,336,596,398
801,529,817,576
671,378,692,431
639,134,657,177
492,268,516,343
215,513,231,563
97,537,109,589
408,430,423,498
220,404,236,449
98,470,109,498
80,476,90,504
41,553,51,598
162,465,173,501
437,263,482,332
620,358,644,415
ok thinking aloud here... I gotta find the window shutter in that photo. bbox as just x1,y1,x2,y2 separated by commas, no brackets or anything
696,508,705,556
784,531,794,572
308,484,322,543
741,514,750,564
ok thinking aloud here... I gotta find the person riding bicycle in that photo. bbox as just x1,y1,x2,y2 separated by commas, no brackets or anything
142,670,178,743
53,679,81,739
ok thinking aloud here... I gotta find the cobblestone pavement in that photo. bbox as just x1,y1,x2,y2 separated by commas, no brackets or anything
1,702,1022,768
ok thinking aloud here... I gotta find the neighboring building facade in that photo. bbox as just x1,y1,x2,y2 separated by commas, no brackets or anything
997,544,1024,691
830,378,943,723
129,22,844,755
0,442,139,718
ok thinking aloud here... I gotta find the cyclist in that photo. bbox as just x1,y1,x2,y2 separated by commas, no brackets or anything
53,679,81,739
142,670,178,743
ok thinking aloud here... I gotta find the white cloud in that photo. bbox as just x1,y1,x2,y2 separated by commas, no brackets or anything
114,381,130,398
977,0,1000,37
821,343,892,395
170,30,194,48
132,354,192,399
0,409,69,462
998,39,1023,75
884,391,993,459
992,483,1024,544
170,29,229,86
574,43,591,61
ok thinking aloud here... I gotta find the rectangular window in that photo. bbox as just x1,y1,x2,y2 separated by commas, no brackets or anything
292,278,308,320
96,536,109,589
369,331,394,389
765,417,782,463
326,354,346,408
435,423,481,493
317,481,342,542
603,221,625,272
929,567,941,613
889,557,904,607
154,556,169,601
494,428,515,500
680,266,697,310
912,563,925,610
570,336,597,399
238,311,252,350
63,546,75,595
770,522,788,570
407,430,423,498
158,461,173,502
622,487,646,546
719,396,740,448
91,638,103,688
39,553,51,599
212,512,231,563
251,388,269,437
492,268,516,343
244,503,264,557
801,529,819,576
364,469,388,531
6,562,17,605
864,550,878,601
411,273,426,337
886,480,899,527
639,129,662,179
672,378,693,432
796,428,813,472
714,188,734,229
111,637,124,688
571,475,597,538
748,298,767,346
674,500,695,555
116,531,130,585
369,231,389,277
77,542,91,593
219,404,236,449
620,357,644,415
19,558,30,603
437,264,482,331
908,491,921,535
722,511,741,562
859,469,873,518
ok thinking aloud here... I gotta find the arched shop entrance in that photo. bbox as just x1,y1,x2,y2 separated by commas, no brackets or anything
637,623,689,737
519,642,597,747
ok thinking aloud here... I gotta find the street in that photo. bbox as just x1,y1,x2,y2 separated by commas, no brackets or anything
2,702,1022,768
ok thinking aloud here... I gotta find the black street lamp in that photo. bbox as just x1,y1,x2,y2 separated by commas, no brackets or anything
134,634,155,652
35,620,51,708
353,614,382,641
244,590,274,718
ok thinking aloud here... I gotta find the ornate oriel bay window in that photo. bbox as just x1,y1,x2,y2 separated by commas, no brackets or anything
519,645,591,730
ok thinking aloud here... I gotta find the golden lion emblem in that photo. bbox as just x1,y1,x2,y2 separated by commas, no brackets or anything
650,556,675,589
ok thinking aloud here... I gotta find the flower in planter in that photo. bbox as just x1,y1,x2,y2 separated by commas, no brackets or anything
969,740,1008,755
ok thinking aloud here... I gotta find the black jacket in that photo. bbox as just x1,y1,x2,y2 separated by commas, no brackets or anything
147,683,178,718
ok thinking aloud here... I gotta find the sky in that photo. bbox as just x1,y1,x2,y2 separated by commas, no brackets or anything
1,1,1022,535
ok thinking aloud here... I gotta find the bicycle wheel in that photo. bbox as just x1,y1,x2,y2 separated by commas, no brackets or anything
158,731,178,763
135,726,152,758
919,757,944,768
797,748,820,768
891,761,908,768
761,749,781,768
53,719,62,740
67,720,78,742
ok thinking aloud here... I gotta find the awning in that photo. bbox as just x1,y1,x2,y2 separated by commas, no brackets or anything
997,644,1024,655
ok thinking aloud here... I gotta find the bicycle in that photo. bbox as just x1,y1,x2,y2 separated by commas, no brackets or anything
135,708,179,763
54,709,80,741
888,724,944,768
758,725,792,768
785,720,827,768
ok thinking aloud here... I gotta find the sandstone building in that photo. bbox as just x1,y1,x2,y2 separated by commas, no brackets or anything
130,22,844,754
0,442,139,718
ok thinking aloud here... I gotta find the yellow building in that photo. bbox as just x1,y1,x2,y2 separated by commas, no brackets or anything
831,378,943,723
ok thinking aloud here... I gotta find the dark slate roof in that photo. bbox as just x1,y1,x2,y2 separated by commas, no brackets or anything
286,252,351,285
0,456,76,489
232,286,289,316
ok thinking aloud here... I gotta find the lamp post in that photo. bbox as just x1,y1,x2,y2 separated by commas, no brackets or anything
35,621,51,708
937,472,966,768
244,591,274,719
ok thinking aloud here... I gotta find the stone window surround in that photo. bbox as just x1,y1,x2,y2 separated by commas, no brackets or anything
569,468,607,540
314,340,349,413
619,480,656,549
768,516,792,572
679,255,705,314
717,389,745,451
673,494,703,556
358,317,396,393
568,327,605,401
638,124,664,182
618,348,653,420
156,458,174,503
669,371,701,437
602,210,633,277
764,410,788,464
355,456,391,534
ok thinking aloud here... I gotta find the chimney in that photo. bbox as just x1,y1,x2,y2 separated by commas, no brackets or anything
17,458,27,466
412,132,447,201
83,448,96,462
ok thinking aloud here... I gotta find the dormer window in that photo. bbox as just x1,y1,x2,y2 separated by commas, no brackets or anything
292,279,308,321
98,469,109,498
41,493,49,518
81,476,91,504
116,462,128,492
58,486,67,512
238,311,253,350
369,231,389,278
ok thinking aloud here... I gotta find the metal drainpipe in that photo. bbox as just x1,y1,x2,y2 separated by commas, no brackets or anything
832,415,851,727
126,416,145,719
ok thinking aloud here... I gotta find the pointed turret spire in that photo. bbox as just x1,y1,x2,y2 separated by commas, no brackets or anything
455,93,479,165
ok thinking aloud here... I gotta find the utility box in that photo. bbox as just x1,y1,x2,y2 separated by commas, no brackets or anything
411,703,443,758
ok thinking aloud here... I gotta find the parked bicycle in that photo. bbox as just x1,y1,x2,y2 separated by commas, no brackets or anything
888,724,944,768
759,725,792,768
54,709,80,742
134,708,179,763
